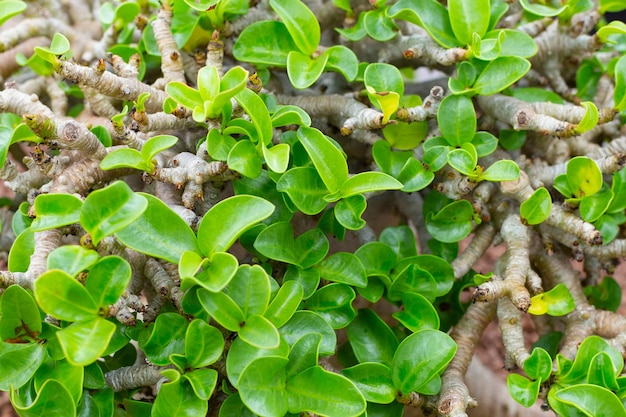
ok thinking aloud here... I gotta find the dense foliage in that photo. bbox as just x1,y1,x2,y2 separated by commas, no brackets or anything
1,0,626,416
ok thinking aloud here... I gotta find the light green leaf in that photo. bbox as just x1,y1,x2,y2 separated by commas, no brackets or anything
448,0,489,45
197,195,274,257
57,317,116,366
471,57,531,96
270,0,319,55
238,356,289,417
0,342,45,391
239,314,280,349
232,21,298,66
388,0,460,48
296,126,348,194
31,193,82,231
34,270,98,321
528,284,575,316
437,95,476,146
287,50,328,89
520,187,552,225
519,0,567,16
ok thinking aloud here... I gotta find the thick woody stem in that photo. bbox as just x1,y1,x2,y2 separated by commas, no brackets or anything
396,86,444,122
105,363,164,392
398,35,468,66
438,301,497,417
525,153,625,188
57,60,168,113
452,222,496,280
151,3,186,85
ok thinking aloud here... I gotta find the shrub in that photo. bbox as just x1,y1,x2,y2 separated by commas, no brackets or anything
1,0,626,416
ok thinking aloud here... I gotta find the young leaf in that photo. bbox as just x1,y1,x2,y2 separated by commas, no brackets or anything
447,148,477,177
270,0,320,56
519,0,567,16
197,195,274,258
235,87,273,146
0,1,26,26
363,8,398,41
165,82,203,111
549,384,626,417
566,156,602,198
575,101,599,133
524,347,553,382
580,190,613,223
528,284,575,316
614,55,626,111
520,187,552,225
448,0,489,45
339,172,403,199
364,63,404,97
228,139,262,178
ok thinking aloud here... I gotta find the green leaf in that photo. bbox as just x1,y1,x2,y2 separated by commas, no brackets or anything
323,45,359,82
265,280,304,328
316,252,367,287
0,342,45,390
567,156,603,198
448,0,489,45
520,187,552,225
437,95,476,146
279,311,336,355
380,225,418,258
276,167,330,215
426,199,474,243
614,54,626,111
254,222,329,268
383,120,428,150
587,351,620,390
524,347,553,382
388,264,438,302
100,148,148,172
197,195,274,257
11,380,76,417
140,313,188,366
34,270,98,321
478,160,520,182
165,82,203,111
472,131,498,157
364,63,404,97
8,227,34,273
575,101,599,133
235,87,273,146
286,332,320,381
46,245,98,277
347,309,398,367
183,320,224,368
484,29,537,58
528,284,575,316
286,366,366,416
80,181,148,245
354,242,396,278
270,0,319,55
363,8,398,41
31,193,82,231
559,335,623,385
233,21,298,66
180,251,238,292
0,1,26,26
471,57,531,96
239,314,280,349
447,147,477,176
57,317,116,366
152,372,208,417
283,266,320,299
580,190,613,222
392,292,440,332
507,374,540,408
304,283,356,329
238,356,289,416
296,126,348,194
549,384,626,417
219,394,257,417
226,337,289,388
116,192,200,263
340,172,403,199
391,329,457,395
263,143,290,174
184,368,218,401
197,289,245,332
228,264,271,317
228,139,262,178
0,285,42,341
85,256,131,307
342,363,396,404
334,195,367,230
519,0,567,16
388,0,460,48
287,50,328,89
271,105,312,128
141,134,178,163
584,276,622,312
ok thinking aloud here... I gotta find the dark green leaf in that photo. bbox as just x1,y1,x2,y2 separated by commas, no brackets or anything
279,311,336,355
316,252,367,287
393,292,440,332
287,333,321,379
139,313,188,366
304,283,356,329
226,337,289,387
426,200,474,243
276,167,330,215
346,309,398,367
238,356,289,417
342,362,396,404
334,195,367,230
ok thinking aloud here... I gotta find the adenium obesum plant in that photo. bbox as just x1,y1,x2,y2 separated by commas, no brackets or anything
1,0,626,416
